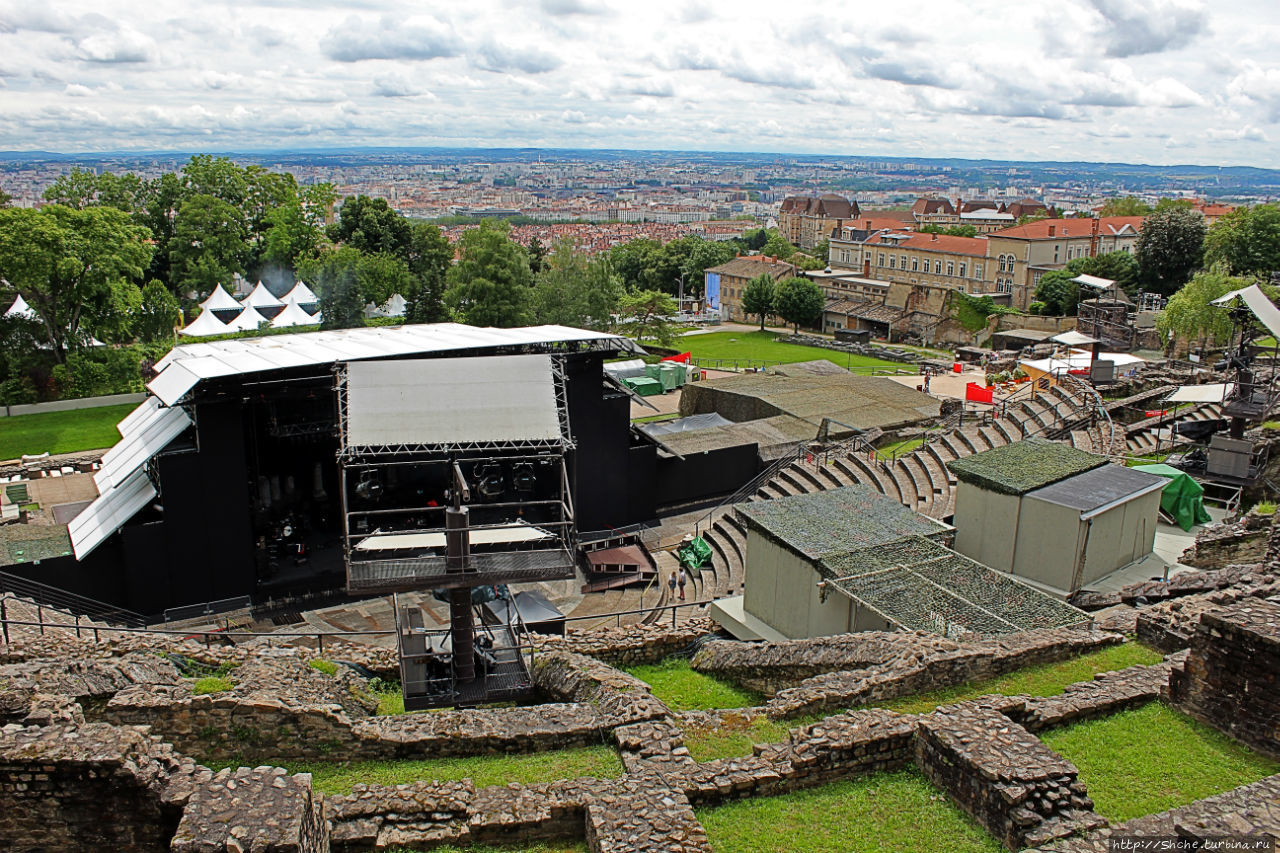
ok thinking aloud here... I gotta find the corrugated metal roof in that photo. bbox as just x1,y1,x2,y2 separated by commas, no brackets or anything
1026,464,1166,512
148,323,639,405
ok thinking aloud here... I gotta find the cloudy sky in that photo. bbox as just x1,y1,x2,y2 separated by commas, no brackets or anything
1,0,1279,167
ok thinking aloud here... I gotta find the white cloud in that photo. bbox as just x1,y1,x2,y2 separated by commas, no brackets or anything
0,0,1274,166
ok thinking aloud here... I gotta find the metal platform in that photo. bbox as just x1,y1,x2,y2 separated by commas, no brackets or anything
348,547,577,594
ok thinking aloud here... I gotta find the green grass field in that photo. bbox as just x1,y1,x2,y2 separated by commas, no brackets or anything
1042,702,1280,822
678,331,906,371
624,658,762,711
203,745,623,796
0,403,133,460
697,768,1001,853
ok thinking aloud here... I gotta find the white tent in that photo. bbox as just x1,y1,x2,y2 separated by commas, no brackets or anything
270,298,321,329
225,304,272,333
179,305,231,337
242,281,285,310
4,294,37,320
282,281,319,309
199,284,242,312
364,293,407,319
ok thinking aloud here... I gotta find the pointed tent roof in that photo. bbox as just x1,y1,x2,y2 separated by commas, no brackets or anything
364,293,408,319
270,299,321,329
4,294,37,320
199,284,242,312
179,305,231,337
225,303,271,333
283,281,318,306
242,281,285,310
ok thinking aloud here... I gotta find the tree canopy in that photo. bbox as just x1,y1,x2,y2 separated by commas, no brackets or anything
1156,264,1257,350
1203,204,1280,279
1098,196,1152,217
773,276,825,334
444,222,533,327
1034,251,1140,315
742,273,776,331
531,240,623,330
1135,205,1207,296
617,290,678,348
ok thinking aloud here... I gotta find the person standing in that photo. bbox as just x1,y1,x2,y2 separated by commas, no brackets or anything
668,572,678,600
677,566,687,601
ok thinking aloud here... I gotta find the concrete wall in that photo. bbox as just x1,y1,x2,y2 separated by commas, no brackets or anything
952,483,1020,574
2,392,145,418
742,530,861,639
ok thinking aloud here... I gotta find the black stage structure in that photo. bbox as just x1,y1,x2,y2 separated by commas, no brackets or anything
28,324,728,618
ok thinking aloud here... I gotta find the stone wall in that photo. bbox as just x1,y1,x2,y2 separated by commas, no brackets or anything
0,722,205,853
532,618,718,667
1181,512,1272,568
171,767,329,853
761,628,1121,719
915,703,1104,850
1170,598,1280,760
532,650,673,724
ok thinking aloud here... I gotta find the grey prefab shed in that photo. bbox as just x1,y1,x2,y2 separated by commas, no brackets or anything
949,439,1165,597
731,485,953,640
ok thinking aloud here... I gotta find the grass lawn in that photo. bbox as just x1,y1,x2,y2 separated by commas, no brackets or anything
203,745,623,796
875,436,924,460
625,658,761,711
876,643,1164,715
1041,702,1280,822
0,403,134,460
679,331,904,371
697,768,1001,853
684,713,800,763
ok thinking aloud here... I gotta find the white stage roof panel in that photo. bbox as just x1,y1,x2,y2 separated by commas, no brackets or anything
95,398,191,491
69,468,156,560
147,323,640,405
354,523,552,551
1211,283,1280,341
1166,383,1235,403
345,354,561,448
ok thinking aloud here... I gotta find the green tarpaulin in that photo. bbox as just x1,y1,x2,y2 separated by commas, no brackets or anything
623,377,664,397
677,537,712,570
1132,464,1212,531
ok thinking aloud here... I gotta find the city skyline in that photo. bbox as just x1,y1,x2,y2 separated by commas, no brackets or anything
1,0,1279,167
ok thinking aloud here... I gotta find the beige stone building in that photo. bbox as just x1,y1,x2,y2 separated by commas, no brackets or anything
862,231,992,294
703,256,797,323
778,194,859,249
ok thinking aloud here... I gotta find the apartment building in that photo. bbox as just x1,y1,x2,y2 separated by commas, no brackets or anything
862,231,991,294
704,256,797,322
985,216,1143,310
778,194,860,249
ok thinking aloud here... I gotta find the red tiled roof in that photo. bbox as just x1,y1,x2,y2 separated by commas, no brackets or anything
865,232,989,256
988,216,1144,240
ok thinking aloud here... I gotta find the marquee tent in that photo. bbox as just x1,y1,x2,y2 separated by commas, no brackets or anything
282,281,319,309
178,305,231,337
270,298,321,329
225,303,271,333
242,281,285,310
4,294,36,320
199,285,242,312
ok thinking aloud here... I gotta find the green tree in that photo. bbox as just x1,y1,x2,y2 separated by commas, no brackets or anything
531,240,623,330
42,167,103,209
444,221,532,327
1034,251,1141,315
526,237,548,275
0,205,152,361
300,247,365,330
405,222,453,323
85,279,143,344
138,171,185,287
741,273,776,331
1203,204,1280,279
1099,196,1152,217
262,200,324,269
355,252,413,309
663,236,736,296
608,238,666,292
181,155,249,208
135,279,181,343
1136,205,1208,295
169,194,250,297
919,224,979,238
617,289,678,347
1016,210,1050,226
1157,264,1254,351
0,187,11,207
773,276,825,334
329,195,412,258
243,166,298,253
761,229,797,260
1153,197,1196,213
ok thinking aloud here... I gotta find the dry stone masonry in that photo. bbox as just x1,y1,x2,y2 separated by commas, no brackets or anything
171,767,329,853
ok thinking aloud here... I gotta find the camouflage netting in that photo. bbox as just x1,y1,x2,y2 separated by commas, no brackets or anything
739,485,950,560
946,436,1107,496
824,536,1091,639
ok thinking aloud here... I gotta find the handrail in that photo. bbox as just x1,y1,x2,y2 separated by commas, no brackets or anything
0,571,147,628
692,442,808,537
1058,373,1117,456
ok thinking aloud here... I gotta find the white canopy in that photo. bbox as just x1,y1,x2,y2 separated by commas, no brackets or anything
225,304,271,333
179,305,231,337
1021,349,1145,375
364,293,408,319
199,284,242,312
1211,283,1280,341
1071,274,1116,290
283,281,319,306
354,524,552,551
270,299,321,329
1051,330,1100,346
4,294,36,320
1166,383,1235,404
242,281,284,310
